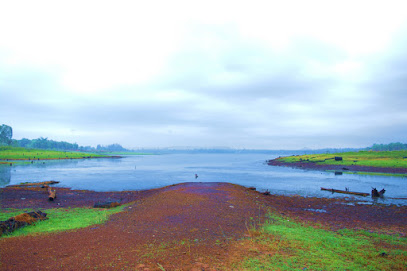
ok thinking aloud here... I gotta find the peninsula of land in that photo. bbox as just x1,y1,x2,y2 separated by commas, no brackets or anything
268,150,407,175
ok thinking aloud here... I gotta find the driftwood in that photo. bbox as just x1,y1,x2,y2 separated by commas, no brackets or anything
0,211,47,236
372,188,386,198
321,187,369,197
262,190,271,196
7,180,59,188
48,187,56,201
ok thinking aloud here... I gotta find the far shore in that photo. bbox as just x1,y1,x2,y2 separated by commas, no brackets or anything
268,158,407,175
1,155,122,162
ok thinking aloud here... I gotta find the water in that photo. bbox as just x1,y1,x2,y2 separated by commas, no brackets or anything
1,153,406,205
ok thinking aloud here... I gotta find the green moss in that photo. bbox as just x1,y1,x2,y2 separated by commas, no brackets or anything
278,150,407,169
239,213,407,270
0,205,126,238
0,146,105,160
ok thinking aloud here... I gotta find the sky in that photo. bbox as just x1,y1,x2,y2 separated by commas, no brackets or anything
1,0,407,150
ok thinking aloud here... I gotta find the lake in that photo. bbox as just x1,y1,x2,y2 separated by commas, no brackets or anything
1,153,406,205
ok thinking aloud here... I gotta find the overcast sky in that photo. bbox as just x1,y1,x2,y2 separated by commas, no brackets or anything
1,0,407,149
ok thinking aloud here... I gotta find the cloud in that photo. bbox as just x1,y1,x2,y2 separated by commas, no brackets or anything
1,1,407,148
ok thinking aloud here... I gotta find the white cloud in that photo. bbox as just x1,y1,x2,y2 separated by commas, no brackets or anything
1,0,407,148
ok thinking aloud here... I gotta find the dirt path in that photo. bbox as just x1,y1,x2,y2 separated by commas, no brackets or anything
0,183,265,270
1,182,406,270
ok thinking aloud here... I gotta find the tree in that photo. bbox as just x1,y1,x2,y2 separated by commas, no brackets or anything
19,138,31,147
368,142,407,151
0,124,12,146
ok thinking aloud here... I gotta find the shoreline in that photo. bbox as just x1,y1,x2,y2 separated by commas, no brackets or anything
0,155,122,166
1,182,406,222
268,158,407,174
1,182,406,269
0,155,122,161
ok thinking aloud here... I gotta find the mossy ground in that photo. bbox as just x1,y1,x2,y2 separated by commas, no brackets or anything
278,150,407,169
0,205,126,238
234,213,407,270
0,146,105,161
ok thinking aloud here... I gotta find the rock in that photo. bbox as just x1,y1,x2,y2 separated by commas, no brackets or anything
335,157,343,161
93,201,121,208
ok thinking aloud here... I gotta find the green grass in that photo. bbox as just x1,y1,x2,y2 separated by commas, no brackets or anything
277,150,407,169
0,146,105,160
237,214,407,270
0,205,126,238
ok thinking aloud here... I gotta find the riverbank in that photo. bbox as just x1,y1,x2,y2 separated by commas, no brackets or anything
268,158,407,175
0,146,121,165
1,183,406,270
268,150,407,176
0,146,117,160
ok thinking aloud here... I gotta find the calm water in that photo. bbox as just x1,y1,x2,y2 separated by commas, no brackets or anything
1,153,406,205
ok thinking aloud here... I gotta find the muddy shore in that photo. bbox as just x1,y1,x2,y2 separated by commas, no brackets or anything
1,183,406,270
268,158,407,174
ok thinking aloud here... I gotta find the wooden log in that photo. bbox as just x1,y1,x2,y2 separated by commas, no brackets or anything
0,211,47,237
371,188,386,198
48,187,56,201
263,189,271,195
379,189,386,196
7,180,59,188
321,187,369,197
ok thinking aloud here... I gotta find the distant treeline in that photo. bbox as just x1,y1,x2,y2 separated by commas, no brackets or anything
95,143,127,152
131,147,363,155
1,124,129,152
2,124,406,153
10,137,128,152
15,137,79,150
0,124,127,152
366,142,407,151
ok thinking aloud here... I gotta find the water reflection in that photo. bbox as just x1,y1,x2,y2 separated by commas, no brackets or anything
0,165,11,186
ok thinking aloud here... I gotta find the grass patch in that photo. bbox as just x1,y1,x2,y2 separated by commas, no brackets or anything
236,214,407,270
0,205,126,238
0,146,106,160
278,150,407,169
